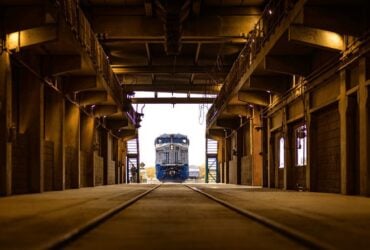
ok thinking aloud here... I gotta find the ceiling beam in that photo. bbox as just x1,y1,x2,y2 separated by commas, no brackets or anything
263,55,311,76
216,117,240,130
238,91,269,106
101,36,247,44
93,105,118,117
244,75,291,94
62,76,97,93
130,97,215,104
78,91,107,105
112,65,229,74
224,105,252,117
288,24,344,51
122,83,221,93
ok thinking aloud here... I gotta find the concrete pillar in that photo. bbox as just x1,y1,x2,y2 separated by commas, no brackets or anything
0,53,12,196
44,86,64,191
339,70,348,194
15,56,44,194
236,128,243,185
305,92,311,191
359,58,369,195
64,101,80,189
80,113,95,187
282,107,289,190
224,133,231,184
100,128,108,185
252,108,263,186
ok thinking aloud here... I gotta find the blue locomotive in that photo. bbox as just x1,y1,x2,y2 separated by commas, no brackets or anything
155,134,189,182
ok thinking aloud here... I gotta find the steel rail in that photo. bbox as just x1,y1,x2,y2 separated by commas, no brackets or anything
184,184,334,250
43,184,161,250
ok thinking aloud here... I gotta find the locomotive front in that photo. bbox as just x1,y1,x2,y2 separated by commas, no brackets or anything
155,134,189,182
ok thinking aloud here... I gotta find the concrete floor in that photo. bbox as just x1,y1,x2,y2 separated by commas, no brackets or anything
1,184,370,249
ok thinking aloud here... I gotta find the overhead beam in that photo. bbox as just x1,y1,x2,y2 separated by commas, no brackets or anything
6,25,57,50
264,55,311,76
63,76,98,93
288,24,344,51
130,97,215,104
113,129,137,140
92,15,258,38
102,36,247,44
192,0,202,16
245,75,291,94
145,43,152,65
112,65,229,74
121,83,221,93
93,105,118,117
216,117,240,130
224,105,252,117
106,119,129,130
144,0,153,16
46,55,82,75
238,91,269,106
302,6,365,36
78,91,107,105
208,128,225,140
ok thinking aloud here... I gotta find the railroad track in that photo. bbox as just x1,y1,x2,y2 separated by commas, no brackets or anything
45,184,333,250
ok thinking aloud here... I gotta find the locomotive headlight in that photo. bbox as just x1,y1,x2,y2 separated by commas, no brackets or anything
170,144,174,150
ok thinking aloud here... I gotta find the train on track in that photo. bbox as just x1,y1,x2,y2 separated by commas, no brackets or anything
155,134,189,182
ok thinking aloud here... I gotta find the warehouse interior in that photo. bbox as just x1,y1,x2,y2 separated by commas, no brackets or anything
1,0,370,248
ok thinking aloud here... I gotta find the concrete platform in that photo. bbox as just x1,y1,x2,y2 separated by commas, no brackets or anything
1,184,370,249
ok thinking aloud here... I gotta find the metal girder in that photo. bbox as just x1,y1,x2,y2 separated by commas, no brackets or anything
93,105,118,117
78,91,107,105
238,91,269,106
113,129,137,140
92,15,259,38
245,75,291,94
263,55,311,76
288,24,344,51
301,6,366,36
6,25,57,50
121,83,221,93
101,36,247,44
45,55,82,76
216,117,240,130
105,118,129,130
112,65,229,74
63,76,98,93
208,128,225,140
130,97,215,104
224,105,252,117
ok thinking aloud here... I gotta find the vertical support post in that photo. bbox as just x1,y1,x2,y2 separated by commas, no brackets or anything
0,52,12,196
359,57,369,195
305,91,311,191
339,70,348,194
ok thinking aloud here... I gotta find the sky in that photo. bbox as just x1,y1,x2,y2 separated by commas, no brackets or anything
137,103,209,167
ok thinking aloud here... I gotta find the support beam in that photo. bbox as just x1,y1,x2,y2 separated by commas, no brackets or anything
78,91,107,105
46,55,82,76
93,105,118,117
192,0,201,16
106,119,129,130
208,129,225,140
302,6,366,36
113,129,137,140
121,83,220,93
245,75,291,94
289,24,344,51
238,91,269,106
264,55,311,76
224,105,252,117
6,25,57,50
63,76,98,93
216,117,240,130
130,97,215,104
102,36,247,44
144,0,153,16
112,65,229,74
145,43,151,65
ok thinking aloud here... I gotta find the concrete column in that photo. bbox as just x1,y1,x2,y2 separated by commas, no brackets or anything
0,53,12,196
282,107,289,190
224,133,231,184
15,56,44,194
100,128,108,185
305,92,312,191
80,113,95,187
339,70,348,194
359,58,369,195
236,128,243,185
64,101,80,189
44,86,64,191
267,118,272,188
252,108,262,186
